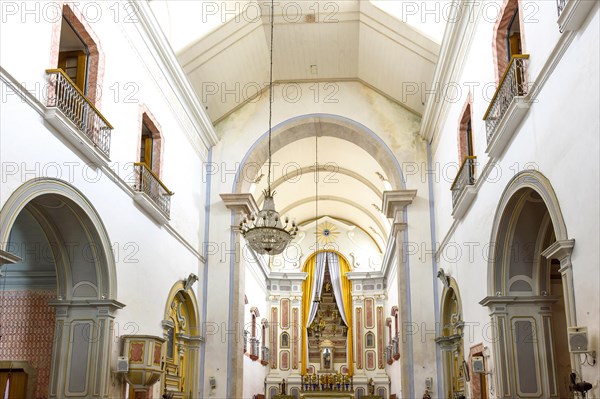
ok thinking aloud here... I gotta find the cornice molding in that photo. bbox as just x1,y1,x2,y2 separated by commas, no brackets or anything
133,0,219,148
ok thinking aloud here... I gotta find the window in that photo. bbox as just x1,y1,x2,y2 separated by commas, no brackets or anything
140,121,154,169
139,112,162,177
506,7,522,60
58,17,89,93
493,0,524,82
458,101,474,163
52,5,102,104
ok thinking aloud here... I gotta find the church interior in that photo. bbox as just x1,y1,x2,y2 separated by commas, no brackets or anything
0,0,598,398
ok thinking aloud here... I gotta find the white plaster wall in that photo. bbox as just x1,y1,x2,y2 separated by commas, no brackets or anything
0,2,213,396
430,3,600,397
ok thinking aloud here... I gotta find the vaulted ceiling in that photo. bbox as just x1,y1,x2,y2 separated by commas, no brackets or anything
151,0,441,253
155,0,440,123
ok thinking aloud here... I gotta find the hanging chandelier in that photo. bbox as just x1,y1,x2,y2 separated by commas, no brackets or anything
240,0,297,255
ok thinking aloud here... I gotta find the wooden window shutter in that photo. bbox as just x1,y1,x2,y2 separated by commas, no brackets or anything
58,50,88,93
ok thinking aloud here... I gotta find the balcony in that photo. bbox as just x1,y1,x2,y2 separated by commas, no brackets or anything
451,156,477,219
483,55,530,159
131,162,174,222
261,346,270,366
557,0,597,32
45,69,112,164
249,337,260,361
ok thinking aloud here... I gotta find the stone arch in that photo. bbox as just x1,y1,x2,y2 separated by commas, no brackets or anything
483,170,575,398
437,278,467,399
0,178,122,398
161,279,201,397
0,178,117,300
487,170,568,296
233,114,406,194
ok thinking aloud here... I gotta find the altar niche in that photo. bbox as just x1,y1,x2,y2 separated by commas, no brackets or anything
307,262,348,367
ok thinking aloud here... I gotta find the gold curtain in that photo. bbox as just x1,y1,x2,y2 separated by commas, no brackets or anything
338,254,354,376
301,251,354,376
301,252,317,374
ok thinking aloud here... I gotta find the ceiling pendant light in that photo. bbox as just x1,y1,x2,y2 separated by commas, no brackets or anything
240,0,297,255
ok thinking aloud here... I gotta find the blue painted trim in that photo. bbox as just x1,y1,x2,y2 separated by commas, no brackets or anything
231,113,406,191
199,147,213,397
403,207,415,399
427,143,443,399
226,210,236,398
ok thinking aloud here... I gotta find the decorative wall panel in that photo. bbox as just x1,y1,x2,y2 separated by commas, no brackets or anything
280,350,290,370
292,307,299,369
356,307,362,369
271,307,278,369
365,298,374,329
366,350,376,370
377,306,384,369
281,298,290,329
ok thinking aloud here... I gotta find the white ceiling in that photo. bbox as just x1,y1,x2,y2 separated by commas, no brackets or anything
159,0,440,123
250,136,391,250
149,1,442,252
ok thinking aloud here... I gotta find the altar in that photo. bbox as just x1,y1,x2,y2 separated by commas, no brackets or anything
300,393,353,399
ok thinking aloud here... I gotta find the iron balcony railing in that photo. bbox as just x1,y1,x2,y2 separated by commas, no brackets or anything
483,55,529,145
133,163,174,217
46,69,112,157
261,346,270,362
385,344,393,363
249,337,260,359
557,0,567,16
392,335,400,358
451,156,477,208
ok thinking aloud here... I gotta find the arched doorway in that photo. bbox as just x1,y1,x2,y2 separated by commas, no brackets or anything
0,178,121,398
161,279,201,399
483,171,574,398
436,278,466,399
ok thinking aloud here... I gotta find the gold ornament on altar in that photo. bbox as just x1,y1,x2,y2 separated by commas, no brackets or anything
316,221,339,244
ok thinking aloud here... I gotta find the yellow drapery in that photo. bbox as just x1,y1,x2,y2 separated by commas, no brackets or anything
301,252,317,374
301,251,354,376
338,254,354,376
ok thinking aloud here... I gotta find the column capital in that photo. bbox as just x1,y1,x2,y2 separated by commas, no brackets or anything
391,222,407,236
541,239,575,261
220,193,259,215
382,190,417,218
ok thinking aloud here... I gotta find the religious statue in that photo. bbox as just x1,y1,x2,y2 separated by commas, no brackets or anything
422,389,432,399
368,378,375,395
279,378,286,395
324,281,332,292
323,349,331,369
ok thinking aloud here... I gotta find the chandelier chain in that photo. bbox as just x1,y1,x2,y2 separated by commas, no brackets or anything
267,0,274,192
